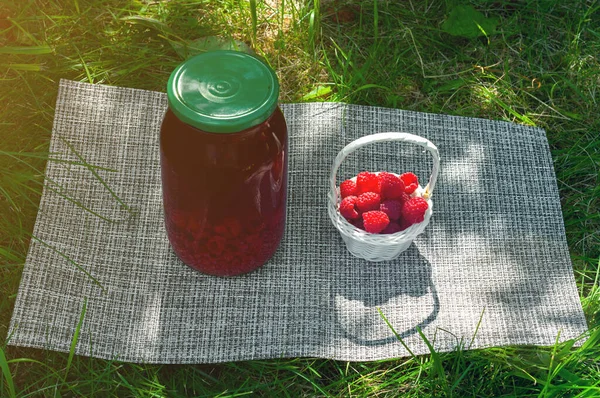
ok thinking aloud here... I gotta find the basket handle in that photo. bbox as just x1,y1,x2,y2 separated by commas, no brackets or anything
330,132,440,203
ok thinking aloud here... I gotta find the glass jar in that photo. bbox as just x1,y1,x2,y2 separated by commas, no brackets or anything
160,50,288,277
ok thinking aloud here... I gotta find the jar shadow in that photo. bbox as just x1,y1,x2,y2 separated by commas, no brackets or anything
332,244,439,346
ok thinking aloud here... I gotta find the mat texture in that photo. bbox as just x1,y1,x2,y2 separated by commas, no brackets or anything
8,80,588,364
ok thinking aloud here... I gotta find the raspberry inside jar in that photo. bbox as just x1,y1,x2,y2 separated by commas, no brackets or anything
160,51,288,276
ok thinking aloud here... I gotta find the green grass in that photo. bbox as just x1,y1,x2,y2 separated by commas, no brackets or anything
1,0,599,396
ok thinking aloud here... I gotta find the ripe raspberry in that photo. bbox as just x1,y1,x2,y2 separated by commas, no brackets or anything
379,172,405,199
356,192,381,213
362,211,390,233
356,171,380,195
340,179,358,198
402,197,429,224
379,199,402,220
400,172,419,194
339,195,359,220
381,221,402,234
398,191,411,205
398,218,413,231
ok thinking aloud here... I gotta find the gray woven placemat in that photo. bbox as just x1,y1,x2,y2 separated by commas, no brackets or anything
8,80,587,364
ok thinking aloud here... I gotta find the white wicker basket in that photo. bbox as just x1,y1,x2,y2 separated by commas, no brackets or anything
327,132,440,262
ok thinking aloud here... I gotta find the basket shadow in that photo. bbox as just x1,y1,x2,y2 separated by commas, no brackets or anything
331,244,439,347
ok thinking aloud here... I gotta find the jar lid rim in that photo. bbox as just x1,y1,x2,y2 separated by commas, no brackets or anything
166,50,279,133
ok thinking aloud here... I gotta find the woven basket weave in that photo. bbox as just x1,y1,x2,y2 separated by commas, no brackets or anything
327,132,440,261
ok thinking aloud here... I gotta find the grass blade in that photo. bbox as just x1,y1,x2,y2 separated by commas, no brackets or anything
0,46,52,55
373,0,378,41
14,176,117,223
416,327,448,394
0,185,21,212
120,15,171,34
0,64,43,71
450,363,474,393
278,364,329,397
0,247,22,263
1,149,122,223
5,17,41,45
250,0,258,43
308,0,320,53
353,83,391,93
0,347,16,398
377,308,417,359
60,137,135,216
480,86,536,125
468,307,485,349
65,298,88,377
30,234,105,293
539,330,563,396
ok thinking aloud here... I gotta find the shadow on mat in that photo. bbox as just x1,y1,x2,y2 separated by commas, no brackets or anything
331,244,439,346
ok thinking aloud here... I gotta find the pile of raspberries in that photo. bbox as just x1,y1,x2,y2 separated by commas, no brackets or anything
338,171,429,234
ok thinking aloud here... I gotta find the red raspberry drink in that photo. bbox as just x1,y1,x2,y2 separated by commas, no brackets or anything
160,51,288,276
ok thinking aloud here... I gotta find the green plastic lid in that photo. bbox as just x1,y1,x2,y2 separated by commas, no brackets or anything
166,50,280,133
